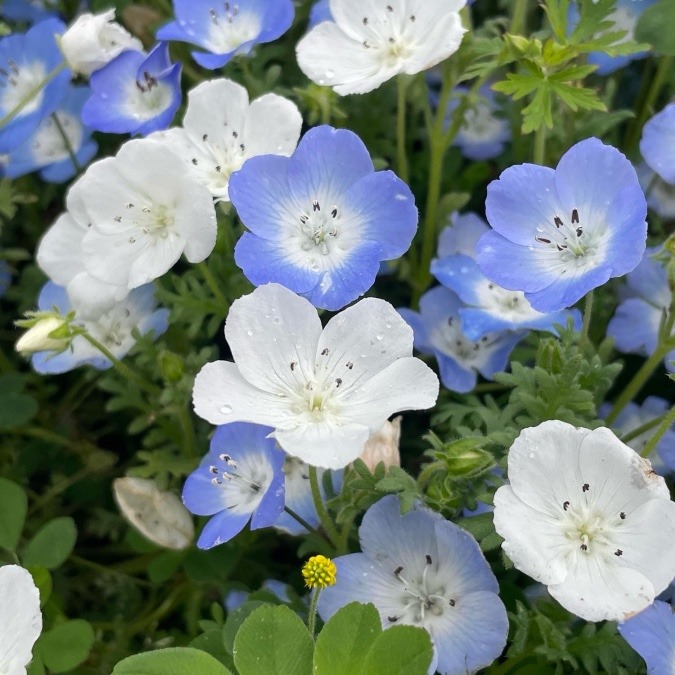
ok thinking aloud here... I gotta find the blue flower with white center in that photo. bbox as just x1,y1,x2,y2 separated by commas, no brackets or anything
399,286,525,393
308,0,332,28
182,423,285,549
619,600,675,674
0,18,70,154
229,125,418,311
273,457,342,536
637,163,675,220
432,212,580,339
600,397,675,476
641,103,675,186
607,247,675,373
81,42,182,137
318,495,508,675
1,85,97,183
156,0,294,70
476,137,647,313
31,281,169,374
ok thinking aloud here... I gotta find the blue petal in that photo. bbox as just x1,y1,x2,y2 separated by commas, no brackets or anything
608,298,660,355
475,332,524,379
641,103,675,185
431,254,483,305
625,248,668,300
251,447,286,530
192,51,235,69
155,20,188,41
397,308,434,355
437,212,490,258
37,280,69,313
197,510,250,549
436,351,478,393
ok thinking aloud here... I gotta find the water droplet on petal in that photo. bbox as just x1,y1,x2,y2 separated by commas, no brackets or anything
375,334,383,341
529,452,535,459
220,404,233,414
247,330,254,336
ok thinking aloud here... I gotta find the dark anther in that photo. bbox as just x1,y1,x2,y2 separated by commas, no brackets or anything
582,483,590,492
290,362,296,371
425,554,432,565
580,544,588,551
447,317,453,326
202,134,208,141
388,37,395,43
335,378,342,387
331,208,338,218
209,466,218,474
346,361,354,369
192,158,198,165
386,4,393,10
481,336,489,342
410,14,416,21
321,348,329,355
387,616,398,622
576,227,583,237
563,501,570,511
240,144,245,152
363,17,368,24
232,131,238,138
216,165,221,172
614,549,623,557
448,599,455,607
313,200,320,212
114,216,122,223
488,284,494,289
554,216,564,228
556,244,566,251
394,566,403,578
620,512,626,520
536,236,552,244
571,208,579,224
300,215,309,224
219,453,232,462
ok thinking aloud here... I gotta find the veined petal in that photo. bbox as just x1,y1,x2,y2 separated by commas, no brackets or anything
243,93,302,158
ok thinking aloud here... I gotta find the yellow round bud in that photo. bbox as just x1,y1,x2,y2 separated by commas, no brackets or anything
301,555,337,589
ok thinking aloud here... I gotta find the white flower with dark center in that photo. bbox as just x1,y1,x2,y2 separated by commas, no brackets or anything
0,565,42,675
154,78,302,201
296,0,467,95
494,420,675,622
192,283,439,469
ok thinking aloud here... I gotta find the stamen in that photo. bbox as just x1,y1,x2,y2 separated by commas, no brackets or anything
554,216,563,228
563,501,570,511
335,378,342,387
614,549,623,556
290,361,297,371
313,200,321,212
571,208,579,224
321,348,329,355
620,512,626,520
536,236,552,244
387,616,398,622
582,483,590,492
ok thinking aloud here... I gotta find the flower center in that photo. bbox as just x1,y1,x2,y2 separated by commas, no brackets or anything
0,59,46,116
432,315,491,363
119,202,176,243
298,199,340,256
459,101,504,143
205,3,261,52
208,451,270,514
125,71,174,121
358,7,419,68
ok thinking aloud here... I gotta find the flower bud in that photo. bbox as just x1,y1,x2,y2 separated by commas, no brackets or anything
58,10,142,77
357,417,401,473
15,315,70,356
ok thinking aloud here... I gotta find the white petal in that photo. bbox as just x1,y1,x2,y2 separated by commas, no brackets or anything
225,284,323,394
67,272,126,316
274,418,371,469
297,22,398,95
192,360,291,427
243,93,302,158
0,565,42,674
36,212,86,286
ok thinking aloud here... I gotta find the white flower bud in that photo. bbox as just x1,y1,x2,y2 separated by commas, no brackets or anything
15,315,70,355
113,477,194,550
357,417,402,473
59,10,143,77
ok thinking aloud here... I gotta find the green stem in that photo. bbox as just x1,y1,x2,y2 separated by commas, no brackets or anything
580,290,594,347
50,111,82,175
510,0,529,35
620,411,668,444
307,587,322,638
308,466,341,550
81,333,162,397
533,124,547,165
641,405,675,458
396,76,410,184
0,62,68,129
198,261,228,310
177,404,198,458
284,506,321,537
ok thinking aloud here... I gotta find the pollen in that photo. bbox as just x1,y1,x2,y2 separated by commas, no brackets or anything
302,555,337,589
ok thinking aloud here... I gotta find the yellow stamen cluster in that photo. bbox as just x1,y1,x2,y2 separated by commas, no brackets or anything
302,555,337,589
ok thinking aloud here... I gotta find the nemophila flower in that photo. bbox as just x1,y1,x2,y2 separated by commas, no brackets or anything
637,164,675,219
641,103,675,185
229,125,417,311
600,397,675,475
58,9,143,77
297,0,467,95
31,281,168,374
82,43,182,136
398,286,525,393
476,138,647,313
192,283,439,469
446,85,510,161
0,18,70,154
569,0,657,76
155,78,302,202
607,247,675,372
432,212,580,339
494,420,675,622
437,211,489,258
0,565,42,675
76,138,217,292
182,423,285,549
619,600,675,674
156,0,295,70
309,0,332,28
1,85,97,183
318,495,508,674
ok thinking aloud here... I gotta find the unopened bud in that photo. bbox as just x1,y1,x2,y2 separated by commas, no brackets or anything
357,417,402,473
15,315,71,356
159,350,184,383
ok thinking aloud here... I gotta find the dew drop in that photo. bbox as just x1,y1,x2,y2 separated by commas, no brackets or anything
220,404,233,414
527,245,535,251
528,452,535,459
375,334,383,341
325,69,335,78
246,330,253,336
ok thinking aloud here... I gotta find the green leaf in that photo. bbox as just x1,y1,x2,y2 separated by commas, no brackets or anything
223,601,268,655
23,517,77,570
233,605,313,675
314,602,382,675
0,477,27,551
36,619,95,674
636,0,675,54
112,648,232,675
0,375,38,429
362,625,434,675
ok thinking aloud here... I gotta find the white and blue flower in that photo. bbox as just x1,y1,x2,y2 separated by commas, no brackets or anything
82,42,182,136
229,125,417,311
318,495,508,675
477,138,647,313
182,423,286,549
156,0,294,70
641,103,675,186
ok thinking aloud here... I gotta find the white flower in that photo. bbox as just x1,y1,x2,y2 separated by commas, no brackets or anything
113,477,194,550
0,565,42,675
494,420,675,622
73,138,216,291
59,9,143,77
193,283,439,469
153,78,302,202
296,0,467,95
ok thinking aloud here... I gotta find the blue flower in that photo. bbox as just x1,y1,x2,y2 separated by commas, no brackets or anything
1,0,59,23
399,286,525,393
156,0,294,70
437,211,490,258
32,281,168,374
0,18,70,153
600,397,675,475
225,579,294,613
432,212,580,339
476,137,647,313
82,43,181,137
637,163,675,220
230,125,418,311
641,103,675,186
1,85,97,183
182,423,285,549
308,0,332,29
618,600,675,674
608,247,675,372
318,495,508,675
